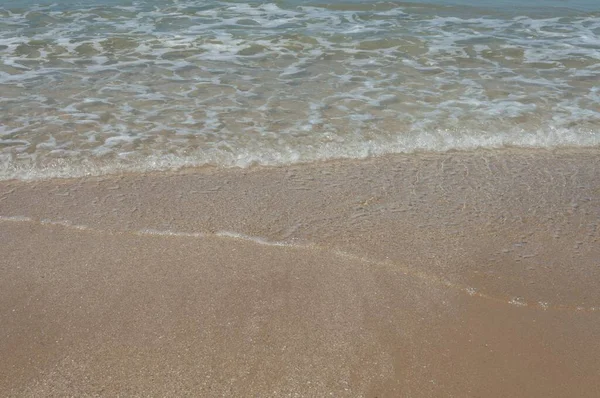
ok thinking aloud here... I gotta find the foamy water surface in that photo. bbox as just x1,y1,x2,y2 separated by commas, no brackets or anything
1,0,599,179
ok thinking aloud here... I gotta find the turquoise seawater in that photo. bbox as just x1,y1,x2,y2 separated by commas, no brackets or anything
1,0,599,179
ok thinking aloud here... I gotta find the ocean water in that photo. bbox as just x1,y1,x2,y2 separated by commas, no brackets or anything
0,0,599,179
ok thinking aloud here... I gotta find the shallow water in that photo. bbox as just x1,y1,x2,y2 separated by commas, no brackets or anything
1,0,599,179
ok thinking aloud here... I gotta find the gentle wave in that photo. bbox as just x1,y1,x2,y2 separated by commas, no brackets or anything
1,1,599,180
1,125,599,180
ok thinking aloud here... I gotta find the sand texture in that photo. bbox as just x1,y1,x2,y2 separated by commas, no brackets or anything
1,149,599,397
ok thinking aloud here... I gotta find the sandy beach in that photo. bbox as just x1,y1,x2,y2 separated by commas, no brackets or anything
1,148,599,396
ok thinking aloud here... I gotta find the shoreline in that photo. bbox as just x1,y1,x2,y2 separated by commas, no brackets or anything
2,146,599,183
2,148,599,396
1,213,598,315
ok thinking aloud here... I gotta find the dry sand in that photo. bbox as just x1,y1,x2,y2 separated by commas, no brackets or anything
1,148,599,397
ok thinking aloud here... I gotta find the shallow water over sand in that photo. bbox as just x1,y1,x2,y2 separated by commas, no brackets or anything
1,0,599,180
1,149,599,396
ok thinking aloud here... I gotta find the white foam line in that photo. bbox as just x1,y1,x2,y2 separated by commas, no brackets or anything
0,215,32,222
0,214,597,312
135,229,205,238
39,218,90,230
215,231,303,247
331,247,598,312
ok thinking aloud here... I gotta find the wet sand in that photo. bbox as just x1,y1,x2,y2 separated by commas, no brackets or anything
1,148,599,397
